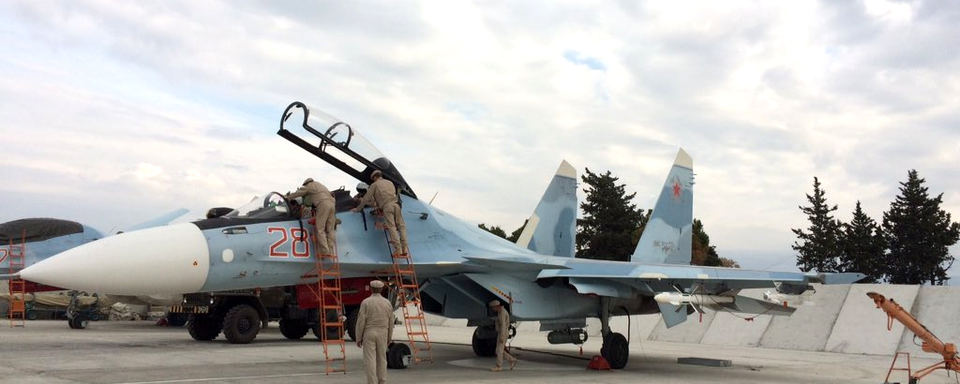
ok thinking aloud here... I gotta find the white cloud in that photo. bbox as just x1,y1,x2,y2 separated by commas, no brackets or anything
1,0,959,272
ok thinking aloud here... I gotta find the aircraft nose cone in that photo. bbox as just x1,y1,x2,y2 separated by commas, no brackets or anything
20,223,210,295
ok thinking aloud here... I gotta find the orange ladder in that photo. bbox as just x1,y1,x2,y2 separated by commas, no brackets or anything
315,239,346,374
7,232,27,327
389,250,434,364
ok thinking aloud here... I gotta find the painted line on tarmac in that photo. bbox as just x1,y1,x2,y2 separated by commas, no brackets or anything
115,373,320,384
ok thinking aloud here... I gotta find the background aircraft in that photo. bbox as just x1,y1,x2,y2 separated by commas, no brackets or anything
19,102,862,368
2,210,188,327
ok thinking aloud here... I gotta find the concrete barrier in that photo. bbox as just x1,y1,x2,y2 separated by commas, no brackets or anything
701,289,772,347
894,286,960,357
824,284,919,355
759,284,850,351
647,310,716,344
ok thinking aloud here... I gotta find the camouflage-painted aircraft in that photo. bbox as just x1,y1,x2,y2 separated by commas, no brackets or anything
18,102,862,368
1,211,187,327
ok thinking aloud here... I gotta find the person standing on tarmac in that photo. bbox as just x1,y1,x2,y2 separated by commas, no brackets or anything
285,178,337,255
351,170,409,255
356,280,395,384
490,300,517,372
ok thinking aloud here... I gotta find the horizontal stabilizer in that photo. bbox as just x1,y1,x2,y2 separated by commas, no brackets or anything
657,302,689,328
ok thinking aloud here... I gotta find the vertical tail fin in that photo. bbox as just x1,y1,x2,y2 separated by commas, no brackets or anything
631,149,694,264
515,160,577,257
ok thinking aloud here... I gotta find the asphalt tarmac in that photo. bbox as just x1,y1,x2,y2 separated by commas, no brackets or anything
2,320,956,384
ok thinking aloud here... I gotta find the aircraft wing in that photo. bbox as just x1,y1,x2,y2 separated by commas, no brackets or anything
536,261,863,290
535,260,862,328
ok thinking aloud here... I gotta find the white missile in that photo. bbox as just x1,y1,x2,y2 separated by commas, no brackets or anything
654,292,734,307
19,223,210,295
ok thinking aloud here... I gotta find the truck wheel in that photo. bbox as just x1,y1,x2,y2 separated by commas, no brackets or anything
279,319,309,340
187,314,221,341
223,304,261,344
346,308,359,341
471,326,497,357
387,342,412,369
167,313,188,327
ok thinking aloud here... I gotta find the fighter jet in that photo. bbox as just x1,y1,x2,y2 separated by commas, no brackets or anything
19,102,863,368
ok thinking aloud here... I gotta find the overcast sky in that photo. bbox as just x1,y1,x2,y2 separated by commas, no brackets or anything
1,1,958,277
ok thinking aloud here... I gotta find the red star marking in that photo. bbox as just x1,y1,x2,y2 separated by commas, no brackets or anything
672,178,682,199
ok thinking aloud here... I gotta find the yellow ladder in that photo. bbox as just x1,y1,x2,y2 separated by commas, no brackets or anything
315,240,346,374
7,233,26,327
390,251,433,364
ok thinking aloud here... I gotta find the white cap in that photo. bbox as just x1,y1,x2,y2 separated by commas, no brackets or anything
370,280,385,289
488,300,501,307
303,178,314,185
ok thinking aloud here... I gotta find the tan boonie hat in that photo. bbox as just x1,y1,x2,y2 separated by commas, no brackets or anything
488,300,501,307
370,280,385,289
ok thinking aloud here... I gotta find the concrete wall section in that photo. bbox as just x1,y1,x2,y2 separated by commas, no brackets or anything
647,310,716,344
701,288,772,347
895,286,960,356
759,284,850,351
701,313,772,347
824,284,919,355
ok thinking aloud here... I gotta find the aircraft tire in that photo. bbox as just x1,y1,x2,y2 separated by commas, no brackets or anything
187,314,222,341
26,310,38,321
312,310,344,340
601,332,629,369
223,304,261,344
279,319,310,340
346,308,359,341
471,326,497,357
387,342,411,369
68,316,88,330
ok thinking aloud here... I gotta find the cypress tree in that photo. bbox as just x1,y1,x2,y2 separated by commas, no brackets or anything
882,170,960,285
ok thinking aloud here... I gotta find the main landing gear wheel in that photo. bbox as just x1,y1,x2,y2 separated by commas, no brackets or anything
187,314,222,341
471,326,497,357
601,332,629,369
279,319,310,340
223,304,261,344
68,316,88,329
387,342,412,369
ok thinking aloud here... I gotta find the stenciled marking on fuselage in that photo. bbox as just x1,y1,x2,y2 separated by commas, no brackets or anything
266,226,313,258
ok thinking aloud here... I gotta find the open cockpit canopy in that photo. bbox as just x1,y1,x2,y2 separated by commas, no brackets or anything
278,102,416,199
